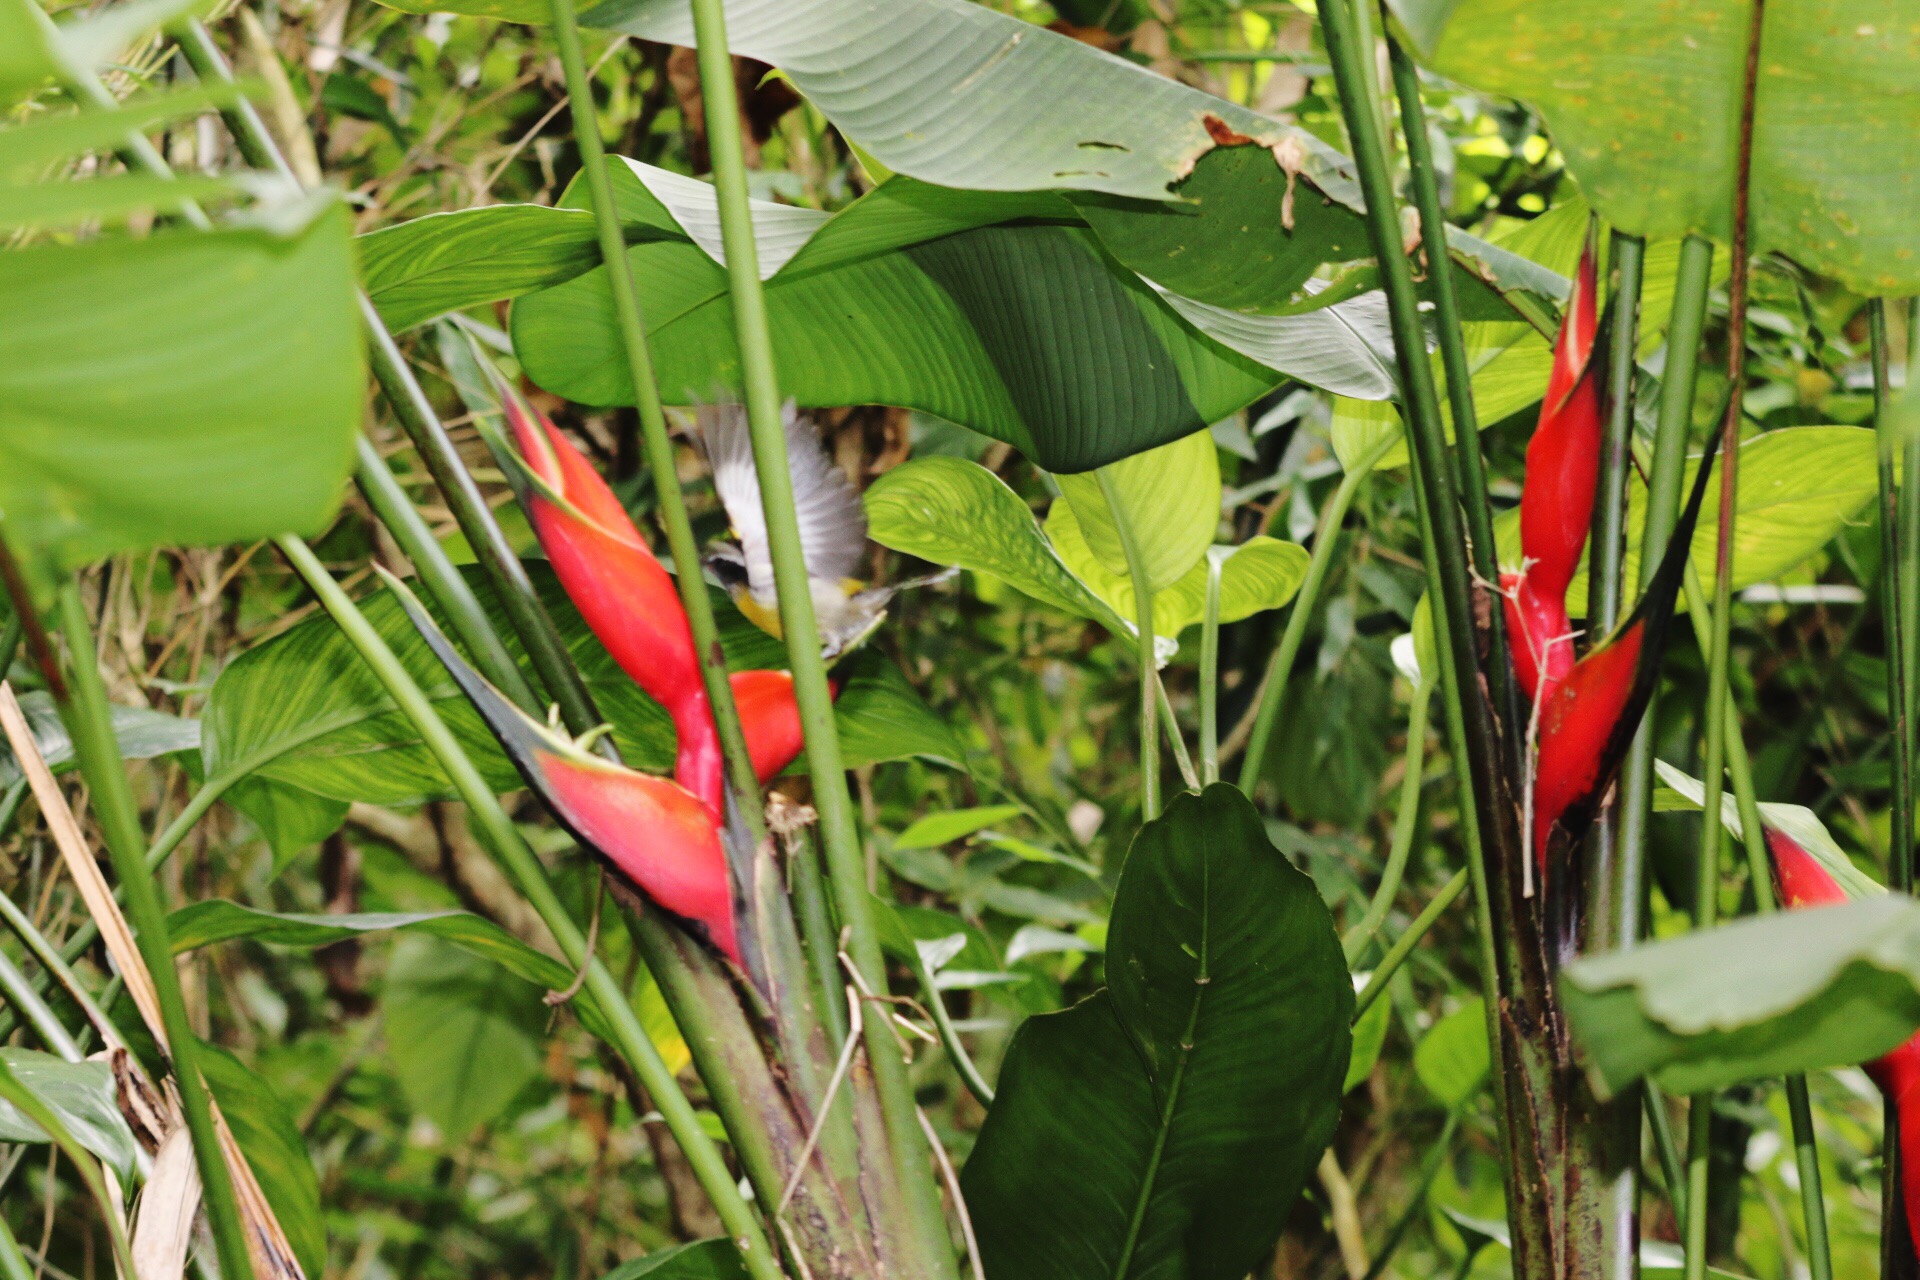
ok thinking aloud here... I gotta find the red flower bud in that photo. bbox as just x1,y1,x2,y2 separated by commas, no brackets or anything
501,397,723,809
732,669,806,783
1518,242,1604,618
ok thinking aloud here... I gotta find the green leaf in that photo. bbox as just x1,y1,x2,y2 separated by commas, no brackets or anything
0,172,237,232
198,1042,325,1279
1055,430,1219,591
1561,894,1920,1098
1413,997,1491,1110
1345,976,1390,1092
1047,505,1309,641
0,206,362,569
1,0,214,98
0,1049,137,1182
0,689,198,789
0,84,245,175
382,935,546,1137
1494,427,1875,612
358,206,606,332
1408,0,1920,295
865,457,1117,623
816,650,967,773
961,784,1350,1280
894,805,1026,850
600,1240,749,1280
220,777,350,872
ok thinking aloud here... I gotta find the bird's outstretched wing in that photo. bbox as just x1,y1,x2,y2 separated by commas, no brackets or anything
697,401,867,599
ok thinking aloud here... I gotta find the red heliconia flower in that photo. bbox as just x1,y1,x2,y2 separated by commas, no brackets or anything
391,575,747,965
501,397,722,806
1765,825,1920,1265
540,749,739,963
731,669,805,783
1505,239,1603,706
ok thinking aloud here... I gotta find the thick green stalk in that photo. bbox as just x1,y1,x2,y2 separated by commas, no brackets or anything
1645,1083,1688,1224
1199,548,1227,785
1343,674,1434,965
275,536,785,1280
1319,1,1525,1263
49,584,252,1280
0,1054,134,1280
683,0,955,1264
1588,236,1647,635
1238,432,1392,786
1385,29,1511,722
354,437,540,712
1678,559,1833,1280
1352,867,1467,1021
1100,470,1161,820
1873,299,1915,893
546,0,766,814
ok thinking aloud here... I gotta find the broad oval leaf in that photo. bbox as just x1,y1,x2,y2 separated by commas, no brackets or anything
1561,894,1920,1098
961,784,1350,1280
601,1239,749,1280
1055,431,1220,591
864,456,1115,624
1406,0,1920,295
0,1049,138,1182
894,805,1026,851
0,204,361,569
382,935,546,1138
1413,997,1491,1110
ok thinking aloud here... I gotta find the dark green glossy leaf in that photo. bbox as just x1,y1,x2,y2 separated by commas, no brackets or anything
961,784,1350,1280
1562,895,1920,1098
600,1240,749,1280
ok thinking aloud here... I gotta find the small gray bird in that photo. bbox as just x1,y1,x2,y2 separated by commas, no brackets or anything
697,401,950,660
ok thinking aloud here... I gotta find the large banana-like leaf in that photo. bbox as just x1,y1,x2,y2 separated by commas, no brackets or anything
503,162,1404,472
1399,0,1920,295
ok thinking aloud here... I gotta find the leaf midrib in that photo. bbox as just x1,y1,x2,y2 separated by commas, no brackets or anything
1110,850,1211,1280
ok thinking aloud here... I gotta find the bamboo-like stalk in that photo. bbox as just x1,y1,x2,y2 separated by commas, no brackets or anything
40,583,254,1280
1099,470,1161,820
682,0,957,1264
545,0,767,813
354,437,541,712
1237,432,1393,785
1384,29,1512,724
274,535,787,1280
1579,229,1646,1280
1688,8,1765,1275
1318,1,1527,1263
1870,297,1918,1280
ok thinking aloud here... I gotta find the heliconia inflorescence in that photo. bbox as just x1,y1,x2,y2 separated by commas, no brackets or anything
1504,233,1723,871
500,395,809,811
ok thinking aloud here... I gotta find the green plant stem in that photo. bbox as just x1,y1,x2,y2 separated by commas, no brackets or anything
1100,469,1161,820
275,535,785,1280
684,2,955,1260
1385,29,1510,721
1343,676,1434,965
0,1054,135,1280
789,830,846,1045
1318,3,1517,1250
546,0,766,815
0,1214,33,1280
0,947,82,1061
0,892,112,1052
47,584,251,1280
354,437,540,712
1199,549,1227,785
0,612,21,678
1873,298,1915,894
1155,674,1199,793
906,950,995,1108
1352,867,1466,1021
1238,432,1392,786
1589,235,1647,635
1645,1082,1688,1225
